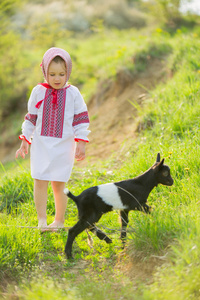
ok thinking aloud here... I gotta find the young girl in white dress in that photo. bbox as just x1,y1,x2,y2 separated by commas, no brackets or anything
16,47,90,230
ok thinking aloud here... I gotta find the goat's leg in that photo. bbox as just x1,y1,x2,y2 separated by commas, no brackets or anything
65,219,89,259
120,209,129,246
89,224,112,244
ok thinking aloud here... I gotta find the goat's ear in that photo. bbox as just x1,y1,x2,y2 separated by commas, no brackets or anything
156,153,161,163
160,158,165,166
153,158,165,172
158,158,165,169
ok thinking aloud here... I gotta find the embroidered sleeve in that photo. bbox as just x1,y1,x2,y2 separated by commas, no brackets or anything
25,113,37,126
72,111,89,127
73,89,90,142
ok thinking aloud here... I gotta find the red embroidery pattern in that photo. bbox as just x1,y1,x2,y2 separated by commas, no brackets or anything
41,88,66,138
72,111,89,127
25,113,37,126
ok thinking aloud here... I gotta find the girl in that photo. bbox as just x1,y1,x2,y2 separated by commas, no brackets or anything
16,47,90,231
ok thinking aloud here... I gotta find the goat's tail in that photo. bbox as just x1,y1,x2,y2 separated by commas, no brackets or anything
63,188,78,205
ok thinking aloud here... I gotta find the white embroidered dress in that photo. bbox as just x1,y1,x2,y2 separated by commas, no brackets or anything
20,83,90,182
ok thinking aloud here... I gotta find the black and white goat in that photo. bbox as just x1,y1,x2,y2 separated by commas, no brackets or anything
64,153,173,258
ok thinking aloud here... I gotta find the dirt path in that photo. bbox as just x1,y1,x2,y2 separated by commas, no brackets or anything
78,56,168,166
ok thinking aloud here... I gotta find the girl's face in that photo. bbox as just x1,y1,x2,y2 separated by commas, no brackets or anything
47,60,67,89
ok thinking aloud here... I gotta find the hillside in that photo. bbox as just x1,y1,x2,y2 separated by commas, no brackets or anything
86,56,168,162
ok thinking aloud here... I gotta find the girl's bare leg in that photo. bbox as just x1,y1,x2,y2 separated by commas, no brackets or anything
34,179,49,228
49,181,67,228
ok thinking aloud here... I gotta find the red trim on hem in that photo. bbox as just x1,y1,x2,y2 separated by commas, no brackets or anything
74,138,89,143
19,135,31,145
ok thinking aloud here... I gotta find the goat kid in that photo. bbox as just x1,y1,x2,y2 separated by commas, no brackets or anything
64,153,173,259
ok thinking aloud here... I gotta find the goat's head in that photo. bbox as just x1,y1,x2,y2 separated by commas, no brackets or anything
152,153,174,186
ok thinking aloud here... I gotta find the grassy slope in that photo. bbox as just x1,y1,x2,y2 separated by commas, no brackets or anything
1,27,200,299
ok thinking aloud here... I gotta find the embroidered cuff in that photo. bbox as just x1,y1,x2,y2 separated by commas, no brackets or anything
75,138,89,143
19,135,31,145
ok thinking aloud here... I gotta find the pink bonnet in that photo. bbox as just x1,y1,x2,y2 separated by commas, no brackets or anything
41,47,72,84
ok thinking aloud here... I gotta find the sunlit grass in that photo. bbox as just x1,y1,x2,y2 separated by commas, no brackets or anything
1,27,200,299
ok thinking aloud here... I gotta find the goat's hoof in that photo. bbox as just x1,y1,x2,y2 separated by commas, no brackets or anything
67,256,74,260
65,249,73,259
66,253,73,260
121,239,126,249
105,237,112,244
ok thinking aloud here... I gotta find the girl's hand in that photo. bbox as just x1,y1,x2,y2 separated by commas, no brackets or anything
75,140,86,161
16,139,29,159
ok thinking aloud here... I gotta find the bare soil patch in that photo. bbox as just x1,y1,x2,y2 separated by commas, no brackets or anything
81,56,168,165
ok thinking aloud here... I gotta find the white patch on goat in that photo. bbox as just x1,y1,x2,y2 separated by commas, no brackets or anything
97,183,128,209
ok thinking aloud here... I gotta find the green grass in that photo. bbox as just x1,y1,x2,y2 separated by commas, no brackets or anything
2,25,200,299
